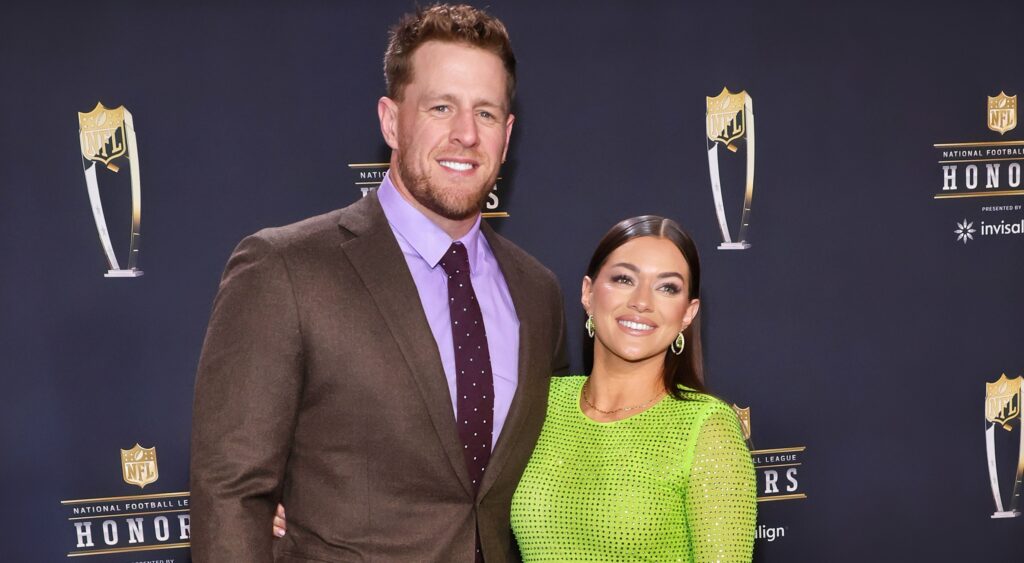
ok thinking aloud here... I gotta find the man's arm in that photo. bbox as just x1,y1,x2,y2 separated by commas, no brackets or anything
550,282,570,376
190,233,303,562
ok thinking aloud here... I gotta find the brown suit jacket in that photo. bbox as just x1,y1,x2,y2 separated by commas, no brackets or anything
190,193,567,562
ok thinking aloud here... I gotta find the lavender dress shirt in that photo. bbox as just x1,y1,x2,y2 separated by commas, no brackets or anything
377,173,520,448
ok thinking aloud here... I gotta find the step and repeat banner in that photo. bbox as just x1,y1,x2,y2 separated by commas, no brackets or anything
3,1,1023,561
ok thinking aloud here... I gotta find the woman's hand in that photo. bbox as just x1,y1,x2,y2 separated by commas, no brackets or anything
273,503,287,537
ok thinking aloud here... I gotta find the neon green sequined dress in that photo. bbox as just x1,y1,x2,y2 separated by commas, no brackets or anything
511,375,756,562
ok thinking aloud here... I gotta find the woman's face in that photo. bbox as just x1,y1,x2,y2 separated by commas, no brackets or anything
582,236,700,366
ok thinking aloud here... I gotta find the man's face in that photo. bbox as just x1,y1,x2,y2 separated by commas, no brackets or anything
379,41,514,222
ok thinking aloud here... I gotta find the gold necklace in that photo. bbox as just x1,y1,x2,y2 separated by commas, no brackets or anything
581,379,665,415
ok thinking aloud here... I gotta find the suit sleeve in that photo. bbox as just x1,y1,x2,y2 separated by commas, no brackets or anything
550,280,570,376
189,233,304,562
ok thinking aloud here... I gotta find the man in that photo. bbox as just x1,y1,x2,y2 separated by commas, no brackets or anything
189,4,567,562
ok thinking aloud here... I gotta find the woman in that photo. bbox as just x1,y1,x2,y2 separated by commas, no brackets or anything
274,215,756,561
508,215,756,561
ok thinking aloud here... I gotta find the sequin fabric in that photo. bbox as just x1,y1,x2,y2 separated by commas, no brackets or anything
511,376,756,562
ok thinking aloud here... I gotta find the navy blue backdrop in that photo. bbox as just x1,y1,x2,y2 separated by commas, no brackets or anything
3,1,1023,561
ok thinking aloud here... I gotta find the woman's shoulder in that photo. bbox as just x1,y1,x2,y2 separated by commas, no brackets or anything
672,386,724,406
664,389,740,421
548,374,587,396
544,375,586,416
664,391,748,450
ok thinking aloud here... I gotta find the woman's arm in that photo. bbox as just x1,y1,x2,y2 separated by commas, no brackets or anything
685,402,757,562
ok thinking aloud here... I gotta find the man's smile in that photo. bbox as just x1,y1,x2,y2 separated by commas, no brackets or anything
438,158,477,172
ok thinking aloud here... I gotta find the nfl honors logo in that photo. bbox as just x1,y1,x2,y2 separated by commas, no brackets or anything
121,443,159,488
61,443,188,557
987,92,1017,135
730,404,806,502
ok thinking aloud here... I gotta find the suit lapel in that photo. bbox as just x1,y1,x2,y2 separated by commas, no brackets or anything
477,224,543,498
337,194,473,496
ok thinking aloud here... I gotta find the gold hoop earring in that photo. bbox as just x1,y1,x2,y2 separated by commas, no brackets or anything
670,331,685,355
585,315,595,338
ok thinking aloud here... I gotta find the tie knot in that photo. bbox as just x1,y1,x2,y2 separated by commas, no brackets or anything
439,242,470,277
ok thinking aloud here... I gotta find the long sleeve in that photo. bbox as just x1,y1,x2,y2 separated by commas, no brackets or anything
685,402,757,562
189,233,304,562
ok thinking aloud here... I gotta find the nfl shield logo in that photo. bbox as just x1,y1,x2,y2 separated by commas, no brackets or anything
985,374,1022,430
988,92,1017,135
731,404,752,441
78,103,128,166
121,443,159,488
706,88,749,147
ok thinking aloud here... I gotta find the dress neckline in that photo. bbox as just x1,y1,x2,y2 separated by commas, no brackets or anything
572,376,670,425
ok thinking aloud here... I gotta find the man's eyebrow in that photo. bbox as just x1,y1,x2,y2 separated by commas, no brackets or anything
421,93,458,105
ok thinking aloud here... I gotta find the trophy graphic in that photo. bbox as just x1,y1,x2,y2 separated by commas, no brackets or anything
78,102,143,277
984,374,1023,518
706,87,755,250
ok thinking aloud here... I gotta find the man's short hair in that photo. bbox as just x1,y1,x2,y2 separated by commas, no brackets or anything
384,4,516,104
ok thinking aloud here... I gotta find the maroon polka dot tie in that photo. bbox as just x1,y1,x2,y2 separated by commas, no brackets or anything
439,242,494,492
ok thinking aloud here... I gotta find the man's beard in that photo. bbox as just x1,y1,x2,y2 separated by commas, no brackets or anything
396,156,493,221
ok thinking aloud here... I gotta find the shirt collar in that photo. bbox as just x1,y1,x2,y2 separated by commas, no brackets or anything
377,171,483,271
